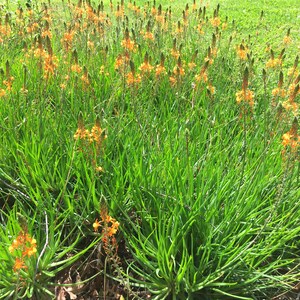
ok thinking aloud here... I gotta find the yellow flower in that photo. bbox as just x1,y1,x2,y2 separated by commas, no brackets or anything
283,35,292,45
272,87,286,98
95,166,103,172
93,219,101,232
222,22,228,30
196,23,204,35
210,17,221,27
266,58,282,69
236,44,248,60
207,84,216,95
282,101,298,115
171,49,180,59
0,88,6,97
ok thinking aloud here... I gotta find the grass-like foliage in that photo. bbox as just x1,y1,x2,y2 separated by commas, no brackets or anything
0,0,299,299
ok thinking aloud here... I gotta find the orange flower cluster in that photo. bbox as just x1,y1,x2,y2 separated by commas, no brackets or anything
115,53,130,71
210,7,221,27
0,88,6,98
194,61,209,89
126,71,142,85
26,22,39,34
236,89,255,107
272,71,286,99
169,57,185,86
93,208,120,256
74,119,107,145
282,118,299,159
236,68,255,110
155,54,167,78
139,61,154,74
266,58,282,68
142,30,155,41
266,49,284,69
139,53,154,75
210,17,221,27
236,43,249,60
44,53,59,78
155,64,167,77
74,118,107,171
272,87,286,98
0,22,11,43
61,29,75,51
283,28,292,45
9,230,37,273
282,84,299,115
3,76,14,91
121,37,136,52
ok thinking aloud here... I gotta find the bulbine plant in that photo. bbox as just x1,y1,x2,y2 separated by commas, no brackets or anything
0,0,299,299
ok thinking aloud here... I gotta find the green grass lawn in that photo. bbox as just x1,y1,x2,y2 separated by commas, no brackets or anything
0,0,299,299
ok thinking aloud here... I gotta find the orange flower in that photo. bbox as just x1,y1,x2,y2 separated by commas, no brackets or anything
90,121,107,144
71,64,82,73
107,221,120,237
236,44,248,60
236,89,255,107
3,77,14,91
143,31,154,41
74,127,90,140
93,219,101,232
282,101,298,115
169,75,177,86
195,62,209,84
207,84,216,95
115,54,125,70
139,62,154,74
44,54,58,76
121,38,136,52
195,72,208,83
23,245,37,257
126,71,141,85
171,49,180,59
0,88,6,98
13,258,27,272
9,230,37,273
266,58,282,68
283,35,292,45
272,87,286,98
62,30,75,44
210,17,221,27
155,65,166,77
188,62,197,70
196,23,204,35
282,120,300,156
173,65,185,76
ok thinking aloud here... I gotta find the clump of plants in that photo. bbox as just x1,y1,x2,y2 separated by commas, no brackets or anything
0,0,299,299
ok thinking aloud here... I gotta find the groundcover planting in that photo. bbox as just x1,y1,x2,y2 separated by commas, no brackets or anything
0,0,299,299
